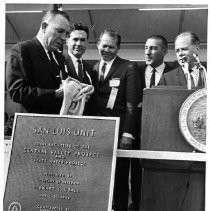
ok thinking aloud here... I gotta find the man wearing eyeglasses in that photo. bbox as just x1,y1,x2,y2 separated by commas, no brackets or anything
6,10,79,114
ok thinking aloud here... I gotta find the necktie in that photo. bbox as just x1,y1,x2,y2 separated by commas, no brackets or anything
48,51,60,77
189,69,195,88
150,68,156,88
99,62,107,82
77,59,84,82
197,69,206,88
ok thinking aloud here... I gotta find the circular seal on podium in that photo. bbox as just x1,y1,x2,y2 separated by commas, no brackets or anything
179,88,206,152
8,201,22,211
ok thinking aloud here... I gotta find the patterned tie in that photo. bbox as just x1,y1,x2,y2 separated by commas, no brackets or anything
99,62,107,82
48,51,60,77
150,68,156,88
77,59,84,82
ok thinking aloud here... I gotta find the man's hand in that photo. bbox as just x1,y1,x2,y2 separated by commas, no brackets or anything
119,136,132,150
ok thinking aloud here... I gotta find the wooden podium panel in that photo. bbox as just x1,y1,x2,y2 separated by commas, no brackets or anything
141,88,196,152
140,88,205,211
141,161,205,211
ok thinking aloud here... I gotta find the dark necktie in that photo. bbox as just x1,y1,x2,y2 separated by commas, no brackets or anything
150,68,156,88
99,62,107,82
48,51,60,77
77,59,84,82
189,69,195,88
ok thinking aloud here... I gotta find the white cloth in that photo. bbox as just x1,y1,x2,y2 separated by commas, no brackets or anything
60,77,94,115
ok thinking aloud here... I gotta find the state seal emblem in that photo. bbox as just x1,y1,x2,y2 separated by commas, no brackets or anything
8,202,21,211
179,88,206,152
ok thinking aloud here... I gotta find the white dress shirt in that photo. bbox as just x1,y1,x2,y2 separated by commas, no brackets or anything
145,63,166,88
68,51,83,76
99,57,116,80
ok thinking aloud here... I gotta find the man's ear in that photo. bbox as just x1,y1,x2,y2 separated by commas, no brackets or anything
96,41,100,49
163,48,168,56
41,22,48,31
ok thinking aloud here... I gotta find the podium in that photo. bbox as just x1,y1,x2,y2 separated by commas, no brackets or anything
140,88,205,211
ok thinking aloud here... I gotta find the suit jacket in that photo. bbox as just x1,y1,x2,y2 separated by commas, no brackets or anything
6,37,67,114
63,49,92,85
138,62,174,89
158,66,187,86
90,56,142,138
159,64,207,89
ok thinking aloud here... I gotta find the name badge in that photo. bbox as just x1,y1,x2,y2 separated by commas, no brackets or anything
107,87,118,109
109,78,120,87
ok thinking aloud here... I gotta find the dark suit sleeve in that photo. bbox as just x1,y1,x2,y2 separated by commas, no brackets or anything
6,43,57,108
123,62,142,136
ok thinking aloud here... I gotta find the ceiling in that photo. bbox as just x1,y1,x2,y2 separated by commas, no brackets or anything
5,4,208,48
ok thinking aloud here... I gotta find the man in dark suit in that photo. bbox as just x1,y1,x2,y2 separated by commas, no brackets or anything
128,35,174,211
63,23,93,115
6,10,79,114
63,23,92,85
91,29,142,211
159,31,206,88
139,35,174,89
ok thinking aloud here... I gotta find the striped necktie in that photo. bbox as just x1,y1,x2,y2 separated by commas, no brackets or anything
99,62,107,82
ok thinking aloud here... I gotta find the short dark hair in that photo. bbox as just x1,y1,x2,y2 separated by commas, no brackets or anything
69,23,89,39
99,29,121,48
146,35,168,49
42,10,70,22
175,31,200,46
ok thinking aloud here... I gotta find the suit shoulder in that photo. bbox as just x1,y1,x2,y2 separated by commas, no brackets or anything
12,39,40,55
163,67,180,78
119,58,138,68
11,39,33,50
165,61,177,72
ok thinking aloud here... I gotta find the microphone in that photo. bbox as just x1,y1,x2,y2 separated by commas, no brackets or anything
193,54,207,88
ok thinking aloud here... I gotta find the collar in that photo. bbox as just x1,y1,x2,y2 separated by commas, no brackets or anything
68,51,83,69
99,57,116,68
182,65,199,75
146,62,166,74
36,35,48,55
68,51,83,62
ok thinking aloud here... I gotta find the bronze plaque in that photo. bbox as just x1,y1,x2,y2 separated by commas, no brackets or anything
4,114,119,211
179,88,206,152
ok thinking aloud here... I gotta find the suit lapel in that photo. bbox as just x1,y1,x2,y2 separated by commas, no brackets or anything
104,56,120,83
33,38,60,85
63,51,79,80
177,66,187,86
93,61,100,89
83,61,92,84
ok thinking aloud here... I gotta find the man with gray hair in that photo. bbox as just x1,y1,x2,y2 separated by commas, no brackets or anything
159,31,206,88
6,10,80,114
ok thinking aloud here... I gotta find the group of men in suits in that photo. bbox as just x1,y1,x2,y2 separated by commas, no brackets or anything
6,9,206,211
